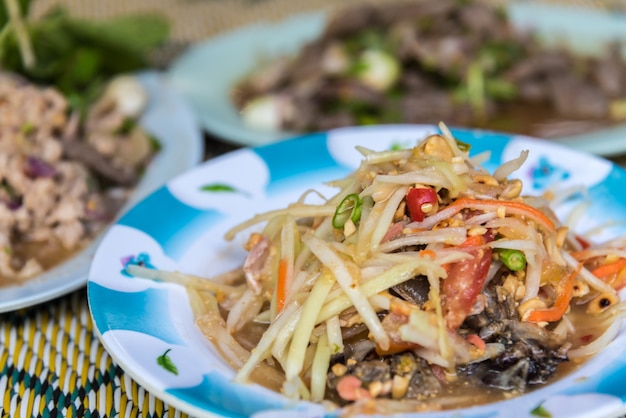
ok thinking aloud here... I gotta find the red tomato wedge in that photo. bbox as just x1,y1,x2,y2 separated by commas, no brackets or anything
442,245,493,330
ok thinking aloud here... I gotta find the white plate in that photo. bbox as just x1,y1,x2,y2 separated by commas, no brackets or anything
0,71,204,313
167,3,626,156
88,125,626,418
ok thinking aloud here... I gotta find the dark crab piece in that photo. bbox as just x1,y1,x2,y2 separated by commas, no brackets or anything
460,275,570,391
462,334,570,391
391,352,442,399
343,338,376,363
479,356,530,391
390,275,431,307
353,360,391,384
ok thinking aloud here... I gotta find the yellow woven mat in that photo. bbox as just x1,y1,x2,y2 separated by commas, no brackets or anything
0,289,188,417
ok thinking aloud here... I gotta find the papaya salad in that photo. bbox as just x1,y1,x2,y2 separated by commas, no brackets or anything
130,124,626,413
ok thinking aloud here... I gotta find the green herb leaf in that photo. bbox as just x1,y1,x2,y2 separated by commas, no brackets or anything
157,349,178,375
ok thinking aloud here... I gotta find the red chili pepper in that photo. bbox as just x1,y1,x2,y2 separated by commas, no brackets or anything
406,188,437,222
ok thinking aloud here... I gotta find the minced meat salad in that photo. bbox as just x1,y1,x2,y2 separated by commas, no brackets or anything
0,72,156,285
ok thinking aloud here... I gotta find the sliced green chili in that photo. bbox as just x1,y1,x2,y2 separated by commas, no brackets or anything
332,193,363,229
496,248,527,271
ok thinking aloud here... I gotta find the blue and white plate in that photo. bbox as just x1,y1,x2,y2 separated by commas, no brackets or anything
0,71,204,313
167,3,626,156
88,125,626,418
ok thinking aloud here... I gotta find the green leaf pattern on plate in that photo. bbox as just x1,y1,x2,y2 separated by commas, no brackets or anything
157,348,178,375
530,403,552,417
200,183,249,197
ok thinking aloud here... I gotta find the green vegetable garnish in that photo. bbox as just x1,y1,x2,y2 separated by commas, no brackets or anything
148,134,162,152
332,193,363,229
0,1,169,113
116,118,137,135
466,61,486,119
485,78,518,100
496,248,527,272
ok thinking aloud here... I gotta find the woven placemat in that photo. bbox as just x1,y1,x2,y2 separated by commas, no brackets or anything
0,289,188,417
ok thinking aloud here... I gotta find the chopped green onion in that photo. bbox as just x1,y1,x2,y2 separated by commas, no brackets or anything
496,248,527,271
332,194,363,229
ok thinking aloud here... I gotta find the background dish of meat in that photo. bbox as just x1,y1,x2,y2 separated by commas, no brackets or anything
0,71,204,313
167,1,626,156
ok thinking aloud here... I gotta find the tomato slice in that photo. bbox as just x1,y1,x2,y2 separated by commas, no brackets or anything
442,246,493,330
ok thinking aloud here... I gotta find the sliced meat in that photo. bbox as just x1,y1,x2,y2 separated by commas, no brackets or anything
548,74,609,119
591,42,626,98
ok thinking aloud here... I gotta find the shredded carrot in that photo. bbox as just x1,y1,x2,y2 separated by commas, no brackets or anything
568,250,588,261
276,258,289,313
447,198,556,231
591,258,626,279
466,333,486,351
459,234,485,247
419,249,436,259
526,264,582,323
